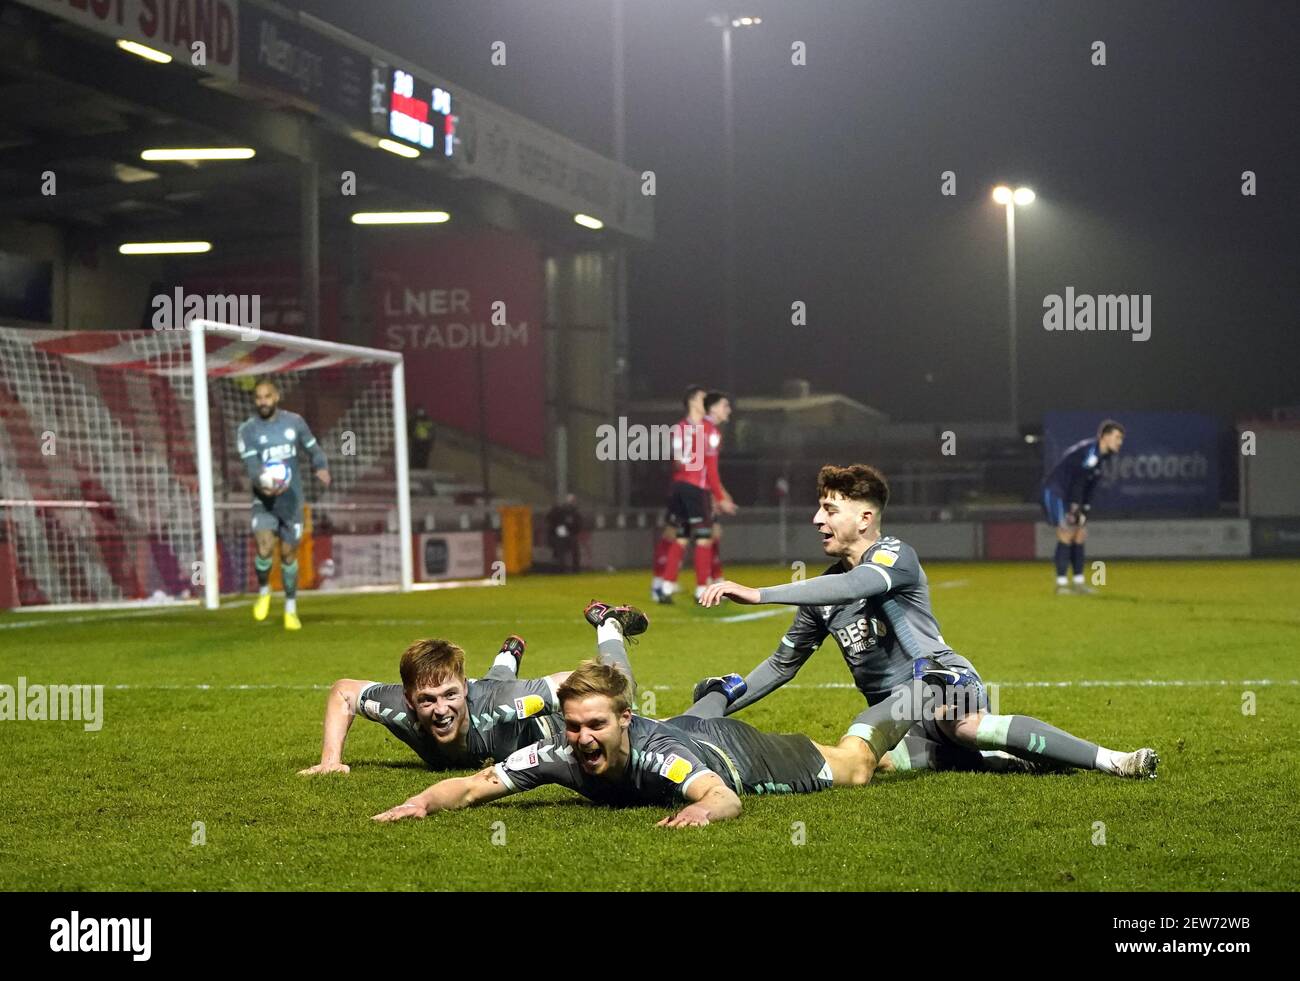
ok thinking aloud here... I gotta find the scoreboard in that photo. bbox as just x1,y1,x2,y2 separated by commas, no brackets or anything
371,64,455,157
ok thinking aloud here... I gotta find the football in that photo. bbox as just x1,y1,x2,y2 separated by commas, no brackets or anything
258,461,289,494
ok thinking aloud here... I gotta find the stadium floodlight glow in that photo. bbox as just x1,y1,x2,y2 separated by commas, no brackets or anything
116,39,172,64
573,213,604,230
350,211,450,225
731,15,762,27
992,185,1013,205
1013,186,1036,206
378,138,421,159
141,148,256,162
118,241,212,255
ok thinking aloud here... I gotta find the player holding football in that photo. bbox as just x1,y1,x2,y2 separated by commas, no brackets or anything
299,604,646,775
696,464,1158,780
236,380,331,630
650,385,737,604
1041,419,1125,594
371,654,917,828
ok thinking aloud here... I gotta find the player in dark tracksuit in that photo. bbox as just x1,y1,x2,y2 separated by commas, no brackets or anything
1041,420,1126,594
236,379,331,629
695,463,1158,780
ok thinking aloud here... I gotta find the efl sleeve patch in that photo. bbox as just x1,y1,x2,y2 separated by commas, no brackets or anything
361,699,382,721
514,694,546,719
871,550,898,567
659,754,694,784
503,745,540,772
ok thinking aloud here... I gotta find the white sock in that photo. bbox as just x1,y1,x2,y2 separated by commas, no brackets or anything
1072,574,1085,584
492,652,517,673
1055,575,1068,586
260,585,271,596
596,621,624,644
662,580,676,595
694,585,707,601
285,597,296,615
1094,746,1124,774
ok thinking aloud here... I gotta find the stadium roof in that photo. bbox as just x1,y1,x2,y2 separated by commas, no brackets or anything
0,0,652,249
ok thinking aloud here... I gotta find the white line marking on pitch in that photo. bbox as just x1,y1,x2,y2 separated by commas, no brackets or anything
715,609,789,623
85,678,1300,693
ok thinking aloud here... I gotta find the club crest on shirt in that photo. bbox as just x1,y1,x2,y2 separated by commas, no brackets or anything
285,428,296,440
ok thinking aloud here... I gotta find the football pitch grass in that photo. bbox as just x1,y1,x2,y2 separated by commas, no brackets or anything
1,560,1297,892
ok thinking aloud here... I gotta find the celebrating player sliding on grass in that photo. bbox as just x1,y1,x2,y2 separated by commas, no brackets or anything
697,464,1159,780
371,602,920,828
298,635,566,775
237,379,331,630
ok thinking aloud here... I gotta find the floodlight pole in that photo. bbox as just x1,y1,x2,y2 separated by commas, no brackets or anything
1004,202,1019,431
190,322,220,610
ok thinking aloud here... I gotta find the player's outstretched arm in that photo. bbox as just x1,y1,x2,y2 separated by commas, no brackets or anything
705,562,898,609
657,774,741,828
298,679,372,775
698,579,760,606
372,766,513,822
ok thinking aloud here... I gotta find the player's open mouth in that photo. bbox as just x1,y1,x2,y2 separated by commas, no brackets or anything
578,746,604,770
431,714,456,735
820,531,834,544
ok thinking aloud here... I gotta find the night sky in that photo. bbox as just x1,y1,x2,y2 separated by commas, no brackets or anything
288,0,1299,423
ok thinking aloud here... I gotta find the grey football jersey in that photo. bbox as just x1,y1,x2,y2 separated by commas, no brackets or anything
757,536,954,702
492,715,725,807
493,714,832,806
358,677,561,770
235,409,327,498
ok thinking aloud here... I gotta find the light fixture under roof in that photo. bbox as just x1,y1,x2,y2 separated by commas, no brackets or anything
119,241,212,255
141,148,256,162
116,40,172,64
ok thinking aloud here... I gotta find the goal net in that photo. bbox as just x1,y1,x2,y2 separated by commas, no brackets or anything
0,321,411,610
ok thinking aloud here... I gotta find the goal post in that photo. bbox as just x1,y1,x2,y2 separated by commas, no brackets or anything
0,321,412,610
190,320,413,609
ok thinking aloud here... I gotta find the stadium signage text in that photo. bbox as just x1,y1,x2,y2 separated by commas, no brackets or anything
1042,287,1151,342
384,321,529,351
0,677,104,731
15,0,240,80
1103,452,1208,483
49,911,150,961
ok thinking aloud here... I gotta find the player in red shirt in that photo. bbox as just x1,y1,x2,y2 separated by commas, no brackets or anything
702,391,736,585
651,385,737,603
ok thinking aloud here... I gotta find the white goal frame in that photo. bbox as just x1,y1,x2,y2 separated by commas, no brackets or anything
189,320,413,609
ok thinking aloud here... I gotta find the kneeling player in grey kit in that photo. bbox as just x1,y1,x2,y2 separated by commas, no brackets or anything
372,609,917,827
697,464,1159,780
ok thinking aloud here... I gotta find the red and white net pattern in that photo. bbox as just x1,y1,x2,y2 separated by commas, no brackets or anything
0,327,398,606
